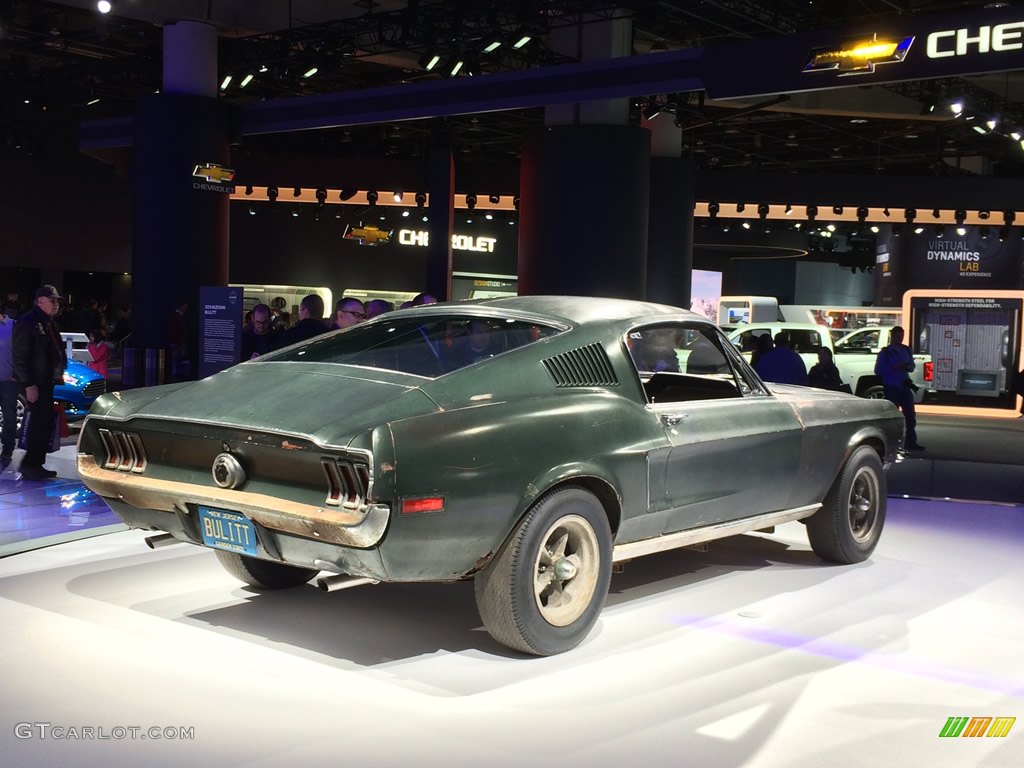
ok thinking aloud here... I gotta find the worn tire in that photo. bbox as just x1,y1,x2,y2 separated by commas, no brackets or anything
474,486,612,656
214,550,319,589
806,446,886,564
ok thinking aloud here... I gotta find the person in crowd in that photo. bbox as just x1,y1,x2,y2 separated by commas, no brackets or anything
876,325,924,450
86,328,109,378
334,297,367,330
4,291,22,321
12,285,67,480
755,331,808,386
278,294,327,347
240,303,277,360
411,292,438,306
0,301,20,462
808,347,845,391
366,298,394,318
80,299,102,334
108,305,131,345
749,332,773,369
446,319,503,368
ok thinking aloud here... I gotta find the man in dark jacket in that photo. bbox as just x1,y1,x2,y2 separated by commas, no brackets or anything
12,285,67,479
277,294,327,348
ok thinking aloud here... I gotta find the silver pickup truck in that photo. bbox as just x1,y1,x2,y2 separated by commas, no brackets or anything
727,323,932,402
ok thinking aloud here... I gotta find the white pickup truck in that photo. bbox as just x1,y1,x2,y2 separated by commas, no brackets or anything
727,323,932,402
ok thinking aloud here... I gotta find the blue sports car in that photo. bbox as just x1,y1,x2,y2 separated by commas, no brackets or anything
1,360,106,432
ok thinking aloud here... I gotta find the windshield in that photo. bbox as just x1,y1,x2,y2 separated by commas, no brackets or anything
265,314,563,377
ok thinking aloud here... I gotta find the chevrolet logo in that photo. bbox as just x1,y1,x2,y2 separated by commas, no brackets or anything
343,225,393,246
804,34,914,75
192,163,236,183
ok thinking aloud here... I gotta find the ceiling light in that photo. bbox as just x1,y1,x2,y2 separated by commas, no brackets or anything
219,75,232,91
240,74,254,88
883,207,890,217
935,225,945,238
293,187,302,197
1012,132,1022,141
488,194,500,204
97,1,112,13
402,210,410,217
826,223,836,232
86,97,101,106
955,209,966,225
757,203,770,218
832,205,843,215
986,117,998,131
248,206,256,216
393,191,403,203
784,204,792,215
1000,226,1010,241
980,225,990,239
259,64,269,73
905,208,917,222
1003,210,1016,224
420,54,441,71
856,206,868,222
806,205,818,222
291,206,300,218
366,191,378,206
736,202,746,213
870,225,880,233
742,221,751,229
483,41,502,54
956,226,967,236
708,202,720,218
267,186,278,202
485,213,493,220
932,208,941,219
303,66,318,78
949,101,964,116
914,226,924,234
415,192,427,207
972,125,987,135
892,224,903,237
513,34,532,49
315,188,327,205
449,60,464,77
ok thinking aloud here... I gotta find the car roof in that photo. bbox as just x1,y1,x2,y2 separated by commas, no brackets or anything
405,295,704,327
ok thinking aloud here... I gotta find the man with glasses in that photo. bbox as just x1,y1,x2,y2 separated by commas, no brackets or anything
12,285,67,480
335,297,367,330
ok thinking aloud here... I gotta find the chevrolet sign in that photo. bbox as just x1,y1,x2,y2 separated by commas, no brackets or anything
926,22,1024,58
192,163,236,184
804,35,914,75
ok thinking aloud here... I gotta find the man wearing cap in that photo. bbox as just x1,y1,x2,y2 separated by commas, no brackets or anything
12,285,67,480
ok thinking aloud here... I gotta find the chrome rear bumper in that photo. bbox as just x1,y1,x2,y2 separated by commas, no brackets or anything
77,454,389,548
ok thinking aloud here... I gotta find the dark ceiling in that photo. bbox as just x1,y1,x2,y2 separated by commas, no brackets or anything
2,0,1023,177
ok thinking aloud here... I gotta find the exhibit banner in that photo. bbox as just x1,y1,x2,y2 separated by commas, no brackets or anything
898,227,1021,290
904,290,1023,415
199,286,243,379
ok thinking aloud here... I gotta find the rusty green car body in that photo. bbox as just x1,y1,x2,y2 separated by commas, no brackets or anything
77,296,903,655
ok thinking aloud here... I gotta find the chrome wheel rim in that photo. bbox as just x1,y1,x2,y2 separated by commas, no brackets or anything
848,466,879,543
533,514,600,627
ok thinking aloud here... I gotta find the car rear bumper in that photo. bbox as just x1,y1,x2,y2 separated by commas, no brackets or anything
77,454,390,549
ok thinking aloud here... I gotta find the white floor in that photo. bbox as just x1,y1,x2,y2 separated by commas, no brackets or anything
0,498,1021,768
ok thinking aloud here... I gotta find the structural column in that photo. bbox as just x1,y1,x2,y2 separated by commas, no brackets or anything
646,114,694,307
518,11,651,298
424,143,454,301
128,21,231,384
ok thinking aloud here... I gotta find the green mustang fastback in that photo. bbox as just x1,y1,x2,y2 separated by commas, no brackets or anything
77,296,903,655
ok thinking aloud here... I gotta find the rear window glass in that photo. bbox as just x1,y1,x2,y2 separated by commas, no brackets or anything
265,314,563,377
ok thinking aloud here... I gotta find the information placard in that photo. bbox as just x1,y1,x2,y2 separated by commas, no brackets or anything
199,286,243,379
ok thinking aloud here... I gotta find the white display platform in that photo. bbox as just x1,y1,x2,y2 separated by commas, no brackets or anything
0,499,1021,768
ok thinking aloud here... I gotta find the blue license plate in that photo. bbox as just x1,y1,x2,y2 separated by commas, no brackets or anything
197,506,258,556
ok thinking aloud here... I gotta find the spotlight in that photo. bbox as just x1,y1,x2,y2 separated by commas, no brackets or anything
1003,210,1016,225
932,208,941,219
955,209,966,225
245,185,253,196
366,190,378,205
736,202,746,213
856,206,868,223
832,205,843,215
415,192,427,207
978,210,991,220
708,202,720,219
905,208,917,222
513,196,520,210
293,187,302,198
466,194,477,210
949,100,964,116
883,207,891,217
315,188,327,206
757,203,770,219
393,191,403,203
267,186,279,203
806,205,818,222
488,194,500,204
339,189,358,201
784,204,792,216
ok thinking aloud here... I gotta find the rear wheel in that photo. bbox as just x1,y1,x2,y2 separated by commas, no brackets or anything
806,446,885,563
474,486,612,656
862,385,885,399
214,550,319,589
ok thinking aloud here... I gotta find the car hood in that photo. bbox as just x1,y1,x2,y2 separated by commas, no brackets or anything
94,363,440,442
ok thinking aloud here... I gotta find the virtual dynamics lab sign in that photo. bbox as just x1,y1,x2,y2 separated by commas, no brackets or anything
903,228,1021,288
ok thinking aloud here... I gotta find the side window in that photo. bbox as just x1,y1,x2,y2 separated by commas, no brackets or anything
788,330,823,354
629,323,756,404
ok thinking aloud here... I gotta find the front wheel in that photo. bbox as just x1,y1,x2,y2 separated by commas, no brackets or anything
474,486,612,656
862,384,885,400
806,445,886,564
214,550,319,589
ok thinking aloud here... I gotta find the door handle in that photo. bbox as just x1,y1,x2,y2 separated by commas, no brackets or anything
661,413,688,426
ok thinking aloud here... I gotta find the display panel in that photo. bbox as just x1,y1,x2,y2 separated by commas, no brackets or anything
904,290,1024,417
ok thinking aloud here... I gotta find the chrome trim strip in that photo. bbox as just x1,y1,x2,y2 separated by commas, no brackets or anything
612,504,820,563
78,454,389,549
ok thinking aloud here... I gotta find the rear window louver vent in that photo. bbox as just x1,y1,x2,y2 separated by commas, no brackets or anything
542,344,618,387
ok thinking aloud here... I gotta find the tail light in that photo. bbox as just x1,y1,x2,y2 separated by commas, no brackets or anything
321,457,371,508
923,361,933,382
98,428,147,473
